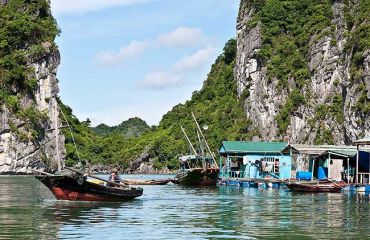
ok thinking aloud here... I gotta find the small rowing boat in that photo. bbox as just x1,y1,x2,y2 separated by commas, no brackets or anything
285,179,345,193
122,179,172,185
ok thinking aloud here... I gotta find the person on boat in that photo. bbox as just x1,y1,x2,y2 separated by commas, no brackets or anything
109,169,122,183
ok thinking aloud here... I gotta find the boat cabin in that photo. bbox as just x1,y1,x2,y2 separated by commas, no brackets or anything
179,155,215,170
219,141,291,180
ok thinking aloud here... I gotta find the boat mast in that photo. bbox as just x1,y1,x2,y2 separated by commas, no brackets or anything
191,112,218,168
180,126,197,156
196,128,206,169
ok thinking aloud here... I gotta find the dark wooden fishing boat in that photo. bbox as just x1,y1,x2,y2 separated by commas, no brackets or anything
36,173,143,202
175,166,219,186
285,179,345,193
174,113,220,186
122,179,172,185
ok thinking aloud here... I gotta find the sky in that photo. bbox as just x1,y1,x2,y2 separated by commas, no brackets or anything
50,0,240,126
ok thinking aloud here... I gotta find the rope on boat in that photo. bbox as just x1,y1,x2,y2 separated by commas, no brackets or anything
59,107,82,163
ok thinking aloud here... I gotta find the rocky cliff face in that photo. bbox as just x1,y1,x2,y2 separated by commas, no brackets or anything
0,46,65,174
0,1,65,174
236,0,370,144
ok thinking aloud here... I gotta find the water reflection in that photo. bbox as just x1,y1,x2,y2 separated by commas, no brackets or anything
0,176,369,239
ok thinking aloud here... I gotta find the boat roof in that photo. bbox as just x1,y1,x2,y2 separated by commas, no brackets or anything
219,141,287,155
179,155,212,162
179,155,198,162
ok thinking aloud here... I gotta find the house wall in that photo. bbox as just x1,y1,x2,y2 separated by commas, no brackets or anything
225,153,291,180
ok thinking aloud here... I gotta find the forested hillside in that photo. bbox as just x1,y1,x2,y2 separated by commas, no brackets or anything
93,118,149,137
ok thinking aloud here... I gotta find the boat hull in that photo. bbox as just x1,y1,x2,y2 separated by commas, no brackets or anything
175,168,219,186
285,180,345,193
36,176,143,202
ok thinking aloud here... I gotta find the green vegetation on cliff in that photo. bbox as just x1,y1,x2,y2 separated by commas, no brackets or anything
246,0,333,135
250,0,332,88
345,0,370,112
64,39,252,170
0,0,59,141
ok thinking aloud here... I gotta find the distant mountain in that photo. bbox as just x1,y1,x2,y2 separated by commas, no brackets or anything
93,117,150,138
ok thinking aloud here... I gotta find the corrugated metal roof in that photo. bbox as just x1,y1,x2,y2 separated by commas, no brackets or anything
327,149,357,158
281,144,357,155
355,136,370,144
220,141,287,154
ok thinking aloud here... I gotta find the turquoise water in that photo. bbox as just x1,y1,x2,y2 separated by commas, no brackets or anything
0,175,369,239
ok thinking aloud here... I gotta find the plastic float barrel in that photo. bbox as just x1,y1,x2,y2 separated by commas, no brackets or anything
365,185,370,193
227,180,239,186
250,165,258,179
296,171,312,181
317,167,328,180
240,182,249,187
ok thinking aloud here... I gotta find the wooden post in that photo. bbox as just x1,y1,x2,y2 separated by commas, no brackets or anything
311,158,315,181
227,156,230,178
347,157,350,184
356,144,359,184
219,156,223,178
328,153,331,179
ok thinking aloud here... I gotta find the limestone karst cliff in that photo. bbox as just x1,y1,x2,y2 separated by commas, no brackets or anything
235,0,370,144
0,0,65,173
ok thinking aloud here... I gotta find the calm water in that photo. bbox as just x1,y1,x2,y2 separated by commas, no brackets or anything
0,175,369,239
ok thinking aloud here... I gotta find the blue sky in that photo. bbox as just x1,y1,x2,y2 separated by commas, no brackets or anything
50,0,239,126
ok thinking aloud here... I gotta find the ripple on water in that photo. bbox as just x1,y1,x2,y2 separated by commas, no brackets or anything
0,176,369,239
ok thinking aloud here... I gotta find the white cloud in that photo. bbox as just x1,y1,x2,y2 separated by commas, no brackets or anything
94,27,209,66
139,71,183,89
95,41,149,65
174,47,214,71
139,46,215,89
156,26,206,48
51,0,154,15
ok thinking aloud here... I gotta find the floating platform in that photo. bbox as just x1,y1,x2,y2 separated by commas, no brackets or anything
218,178,282,189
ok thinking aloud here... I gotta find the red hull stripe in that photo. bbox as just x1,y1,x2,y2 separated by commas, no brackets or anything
51,187,122,202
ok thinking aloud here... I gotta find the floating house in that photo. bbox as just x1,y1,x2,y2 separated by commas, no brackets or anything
312,149,357,183
354,137,370,184
219,141,291,180
280,144,357,171
282,143,370,184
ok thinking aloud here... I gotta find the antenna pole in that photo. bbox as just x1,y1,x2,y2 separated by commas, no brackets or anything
180,126,197,155
191,112,218,168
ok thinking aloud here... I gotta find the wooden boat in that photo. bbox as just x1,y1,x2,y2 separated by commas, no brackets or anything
285,179,345,193
36,171,143,202
174,113,219,186
122,179,172,185
175,157,219,186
